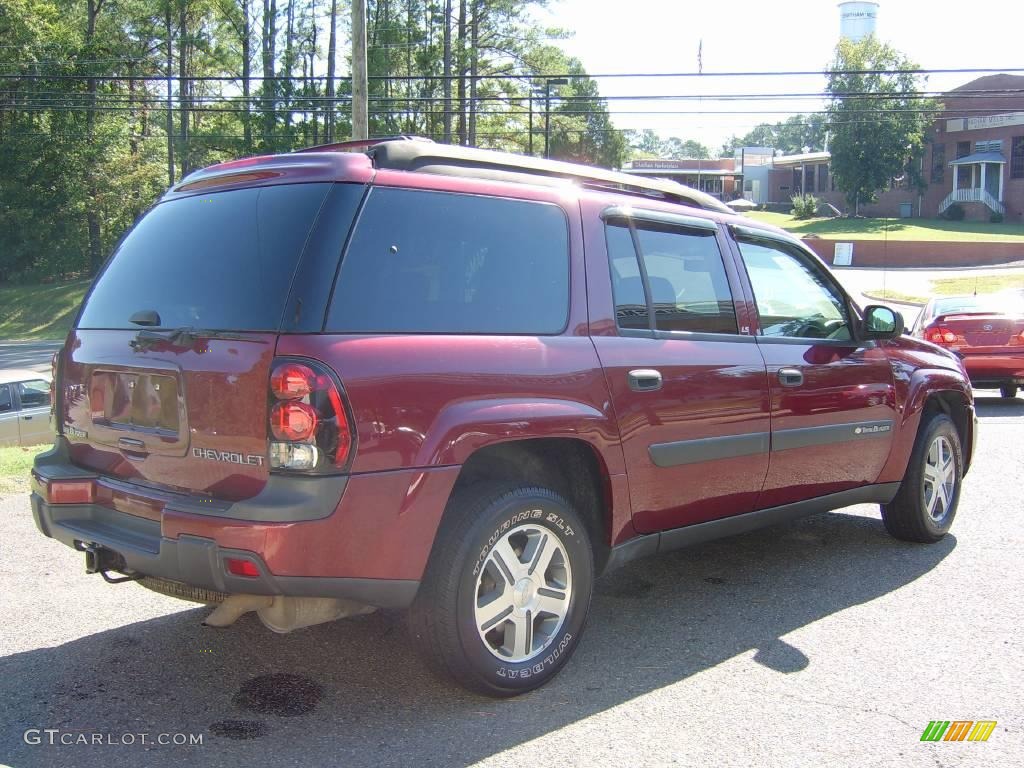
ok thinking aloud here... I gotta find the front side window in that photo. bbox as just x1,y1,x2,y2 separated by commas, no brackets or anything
17,380,51,408
0,384,12,413
327,188,569,334
738,240,852,341
607,219,738,335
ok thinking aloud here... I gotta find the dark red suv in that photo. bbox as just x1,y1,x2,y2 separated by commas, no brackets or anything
32,139,977,696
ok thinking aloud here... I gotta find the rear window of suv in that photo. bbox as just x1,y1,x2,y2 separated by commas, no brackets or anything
326,188,569,334
78,183,332,331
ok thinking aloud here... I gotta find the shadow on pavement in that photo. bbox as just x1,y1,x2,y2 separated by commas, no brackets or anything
0,509,954,768
974,392,1024,418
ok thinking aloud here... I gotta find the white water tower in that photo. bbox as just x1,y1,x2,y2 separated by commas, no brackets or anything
838,1,879,41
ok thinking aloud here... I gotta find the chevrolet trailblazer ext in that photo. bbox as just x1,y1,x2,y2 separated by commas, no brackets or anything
32,138,976,696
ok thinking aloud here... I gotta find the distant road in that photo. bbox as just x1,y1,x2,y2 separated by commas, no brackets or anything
0,341,62,373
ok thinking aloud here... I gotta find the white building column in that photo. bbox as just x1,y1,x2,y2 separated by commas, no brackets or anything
980,163,987,197
998,164,1005,201
971,165,976,188
953,164,959,193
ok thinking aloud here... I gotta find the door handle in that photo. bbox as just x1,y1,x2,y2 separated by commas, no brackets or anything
778,368,804,388
628,369,663,392
21,415,33,421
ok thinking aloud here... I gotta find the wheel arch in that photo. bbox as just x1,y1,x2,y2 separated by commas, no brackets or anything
440,436,621,574
879,370,975,483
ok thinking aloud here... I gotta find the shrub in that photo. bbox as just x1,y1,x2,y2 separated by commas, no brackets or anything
943,203,965,221
990,212,1004,224
790,194,819,220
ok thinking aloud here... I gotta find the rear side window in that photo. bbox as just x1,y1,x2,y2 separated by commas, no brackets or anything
607,219,738,335
78,183,332,331
326,188,569,334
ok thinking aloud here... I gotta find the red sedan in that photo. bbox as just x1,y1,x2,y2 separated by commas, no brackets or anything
912,291,1024,398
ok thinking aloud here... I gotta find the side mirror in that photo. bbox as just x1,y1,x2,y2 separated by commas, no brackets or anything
861,305,904,340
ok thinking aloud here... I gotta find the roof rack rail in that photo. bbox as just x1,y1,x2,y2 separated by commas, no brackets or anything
367,140,733,213
295,135,434,153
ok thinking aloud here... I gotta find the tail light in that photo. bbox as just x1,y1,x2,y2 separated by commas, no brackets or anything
924,325,960,346
267,358,353,473
1010,330,1024,347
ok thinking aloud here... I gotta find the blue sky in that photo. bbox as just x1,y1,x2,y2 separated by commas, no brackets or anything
537,0,1023,149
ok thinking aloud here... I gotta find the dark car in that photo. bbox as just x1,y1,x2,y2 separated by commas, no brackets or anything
32,139,977,696
911,291,1024,398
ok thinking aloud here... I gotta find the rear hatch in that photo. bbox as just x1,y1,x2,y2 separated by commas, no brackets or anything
60,181,335,501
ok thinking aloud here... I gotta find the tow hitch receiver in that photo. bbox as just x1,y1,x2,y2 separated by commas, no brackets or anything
76,542,140,584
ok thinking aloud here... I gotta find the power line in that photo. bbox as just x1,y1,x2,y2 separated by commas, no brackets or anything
1,66,1023,82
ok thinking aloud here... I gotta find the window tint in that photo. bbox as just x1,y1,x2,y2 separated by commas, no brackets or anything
0,385,12,413
606,223,648,330
607,220,737,335
636,226,737,334
327,188,569,334
738,241,851,340
79,183,332,331
17,380,50,408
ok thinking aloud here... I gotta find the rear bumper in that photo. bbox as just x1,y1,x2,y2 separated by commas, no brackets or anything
961,351,1024,386
31,496,418,607
32,440,461,608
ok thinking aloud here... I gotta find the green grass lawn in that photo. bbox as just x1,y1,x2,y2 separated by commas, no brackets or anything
743,211,1024,242
0,279,90,340
0,444,48,495
866,274,1024,305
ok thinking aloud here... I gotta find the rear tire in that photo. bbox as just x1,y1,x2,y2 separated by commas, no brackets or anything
999,384,1018,399
881,412,962,543
407,483,594,697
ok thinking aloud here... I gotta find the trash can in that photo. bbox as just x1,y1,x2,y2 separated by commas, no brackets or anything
899,202,913,218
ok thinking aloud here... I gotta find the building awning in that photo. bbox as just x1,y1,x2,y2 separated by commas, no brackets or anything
949,151,1006,166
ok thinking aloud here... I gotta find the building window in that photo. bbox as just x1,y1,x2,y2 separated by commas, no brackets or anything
792,168,802,194
818,164,829,192
804,166,815,193
956,141,971,159
931,144,945,184
1011,136,1024,179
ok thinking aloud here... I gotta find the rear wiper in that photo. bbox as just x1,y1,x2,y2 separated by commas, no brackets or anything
130,327,269,350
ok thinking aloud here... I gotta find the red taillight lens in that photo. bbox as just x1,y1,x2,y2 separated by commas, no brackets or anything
268,358,354,472
925,326,958,345
270,363,315,400
225,558,260,578
270,401,318,441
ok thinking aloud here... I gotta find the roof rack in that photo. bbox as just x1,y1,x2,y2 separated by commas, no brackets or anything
295,135,434,153
367,140,733,213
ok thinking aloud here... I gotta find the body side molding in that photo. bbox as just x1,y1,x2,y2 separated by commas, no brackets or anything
603,483,901,573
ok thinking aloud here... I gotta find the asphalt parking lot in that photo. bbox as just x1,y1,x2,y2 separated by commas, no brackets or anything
0,393,1021,768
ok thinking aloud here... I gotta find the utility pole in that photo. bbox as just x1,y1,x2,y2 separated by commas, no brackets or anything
543,77,568,159
351,0,368,139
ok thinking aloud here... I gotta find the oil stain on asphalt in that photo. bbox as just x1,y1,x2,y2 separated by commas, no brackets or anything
233,672,324,717
209,720,268,740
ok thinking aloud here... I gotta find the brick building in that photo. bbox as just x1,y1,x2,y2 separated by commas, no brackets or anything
623,74,1024,221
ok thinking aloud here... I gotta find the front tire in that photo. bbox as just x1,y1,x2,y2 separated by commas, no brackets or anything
408,483,594,697
881,412,963,543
